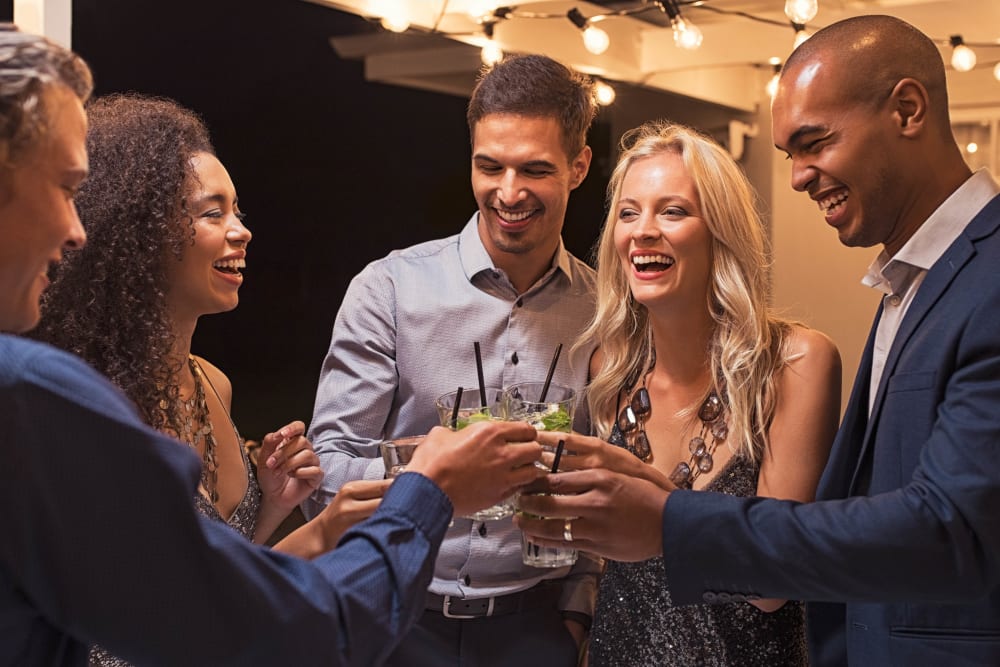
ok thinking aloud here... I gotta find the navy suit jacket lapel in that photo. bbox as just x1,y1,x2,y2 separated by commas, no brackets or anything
817,303,879,500
847,193,1000,493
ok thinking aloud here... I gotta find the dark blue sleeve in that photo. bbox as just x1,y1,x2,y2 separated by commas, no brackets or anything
0,338,450,666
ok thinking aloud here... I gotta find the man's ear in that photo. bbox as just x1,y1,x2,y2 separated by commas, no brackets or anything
569,145,592,190
890,77,928,136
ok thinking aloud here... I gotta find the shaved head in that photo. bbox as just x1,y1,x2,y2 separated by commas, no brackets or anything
784,15,950,131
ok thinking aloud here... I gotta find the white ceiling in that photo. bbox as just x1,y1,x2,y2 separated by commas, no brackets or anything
307,0,1000,112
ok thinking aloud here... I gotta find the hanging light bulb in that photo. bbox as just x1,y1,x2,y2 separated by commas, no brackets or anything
994,62,1000,82
481,40,504,65
673,17,703,50
765,63,782,100
376,0,410,33
784,0,818,25
583,25,610,54
466,0,495,22
950,35,977,72
595,80,616,106
480,22,503,66
791,23,811,49
657,1,702,51
567,8,610,55
380,15,410,32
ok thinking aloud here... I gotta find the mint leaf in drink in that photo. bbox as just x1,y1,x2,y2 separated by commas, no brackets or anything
540,408,571,432
455,409,494,430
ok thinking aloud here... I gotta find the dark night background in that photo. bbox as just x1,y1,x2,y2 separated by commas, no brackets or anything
8,0,614,437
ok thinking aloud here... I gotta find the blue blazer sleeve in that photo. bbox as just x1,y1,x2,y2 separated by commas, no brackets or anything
662,197,1000,665
0,337,451,666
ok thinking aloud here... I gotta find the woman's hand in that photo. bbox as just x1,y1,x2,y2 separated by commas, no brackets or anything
272,479,391,558
256,420,323,512
314,479,391,547
535,431,673,490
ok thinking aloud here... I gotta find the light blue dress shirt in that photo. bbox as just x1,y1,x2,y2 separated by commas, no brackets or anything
305,213,601,616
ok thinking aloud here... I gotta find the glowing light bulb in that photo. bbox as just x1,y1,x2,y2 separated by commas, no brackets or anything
784,0,817,25
467,0,494,22
765,63,782,99
766,73,780,99
481,39,503,66
950,36,976,72
583,25,610,55
994,62,1000,82
967,142,979,154
672,18,703,50
595,80,616,106
379,13,410,33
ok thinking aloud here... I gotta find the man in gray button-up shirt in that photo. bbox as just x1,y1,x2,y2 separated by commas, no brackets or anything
305,55,601,666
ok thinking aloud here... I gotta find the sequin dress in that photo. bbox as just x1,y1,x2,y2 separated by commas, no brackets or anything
89,376,261,667
589,426,808,667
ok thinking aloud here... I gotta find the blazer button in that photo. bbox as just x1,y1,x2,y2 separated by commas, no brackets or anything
702,592,718,603
717,592,732,603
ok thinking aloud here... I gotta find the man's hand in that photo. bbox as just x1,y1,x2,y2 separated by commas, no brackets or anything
407,421,543,517
514,469,669,562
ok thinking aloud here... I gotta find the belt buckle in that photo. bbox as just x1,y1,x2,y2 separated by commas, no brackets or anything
442,594,494,619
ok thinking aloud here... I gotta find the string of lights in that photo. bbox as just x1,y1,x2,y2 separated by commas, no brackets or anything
367,0,1000,105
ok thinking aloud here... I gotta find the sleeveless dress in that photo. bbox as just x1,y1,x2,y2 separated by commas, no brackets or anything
89,368,262,667
588,425,808,667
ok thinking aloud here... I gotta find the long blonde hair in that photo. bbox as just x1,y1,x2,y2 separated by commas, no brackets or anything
580,120,794,463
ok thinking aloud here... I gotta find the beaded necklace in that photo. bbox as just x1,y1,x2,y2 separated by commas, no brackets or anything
618,376,729,490
171,356,220,503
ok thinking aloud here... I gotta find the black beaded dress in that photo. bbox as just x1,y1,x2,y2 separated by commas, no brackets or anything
589,425,808,667
88,375,261,667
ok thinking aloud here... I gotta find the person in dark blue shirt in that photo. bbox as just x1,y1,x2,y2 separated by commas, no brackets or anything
0,25,543,666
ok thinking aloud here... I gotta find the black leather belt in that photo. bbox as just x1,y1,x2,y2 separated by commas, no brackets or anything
426,584,560,619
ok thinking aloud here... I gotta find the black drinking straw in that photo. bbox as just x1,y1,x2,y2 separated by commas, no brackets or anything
538,342,563,402
451,386,464,428
474,342,487,408
550,439,566,473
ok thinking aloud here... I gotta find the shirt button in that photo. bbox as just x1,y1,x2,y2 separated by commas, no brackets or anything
512,352,519,365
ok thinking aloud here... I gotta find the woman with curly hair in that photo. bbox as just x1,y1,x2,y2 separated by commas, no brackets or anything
34,94,389,666
529,121,842,666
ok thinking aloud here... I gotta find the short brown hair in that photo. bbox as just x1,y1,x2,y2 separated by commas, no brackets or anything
467,54,597,158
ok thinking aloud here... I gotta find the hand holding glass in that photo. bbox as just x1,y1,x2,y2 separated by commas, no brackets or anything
379,435,424,479
506,382,579,567
435,387,513,521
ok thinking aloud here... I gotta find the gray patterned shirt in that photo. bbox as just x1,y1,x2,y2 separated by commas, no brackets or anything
304,213,600,616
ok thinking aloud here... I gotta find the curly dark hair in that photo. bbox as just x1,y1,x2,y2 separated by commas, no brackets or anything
34,93,214,433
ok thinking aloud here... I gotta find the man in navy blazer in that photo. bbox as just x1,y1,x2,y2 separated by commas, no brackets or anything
516,14,1000,666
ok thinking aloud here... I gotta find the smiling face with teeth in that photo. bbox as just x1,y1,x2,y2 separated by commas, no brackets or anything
613,151,712,313
164,151,250,324
0,86,88,333
772,56,921,254
471,113,591,291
